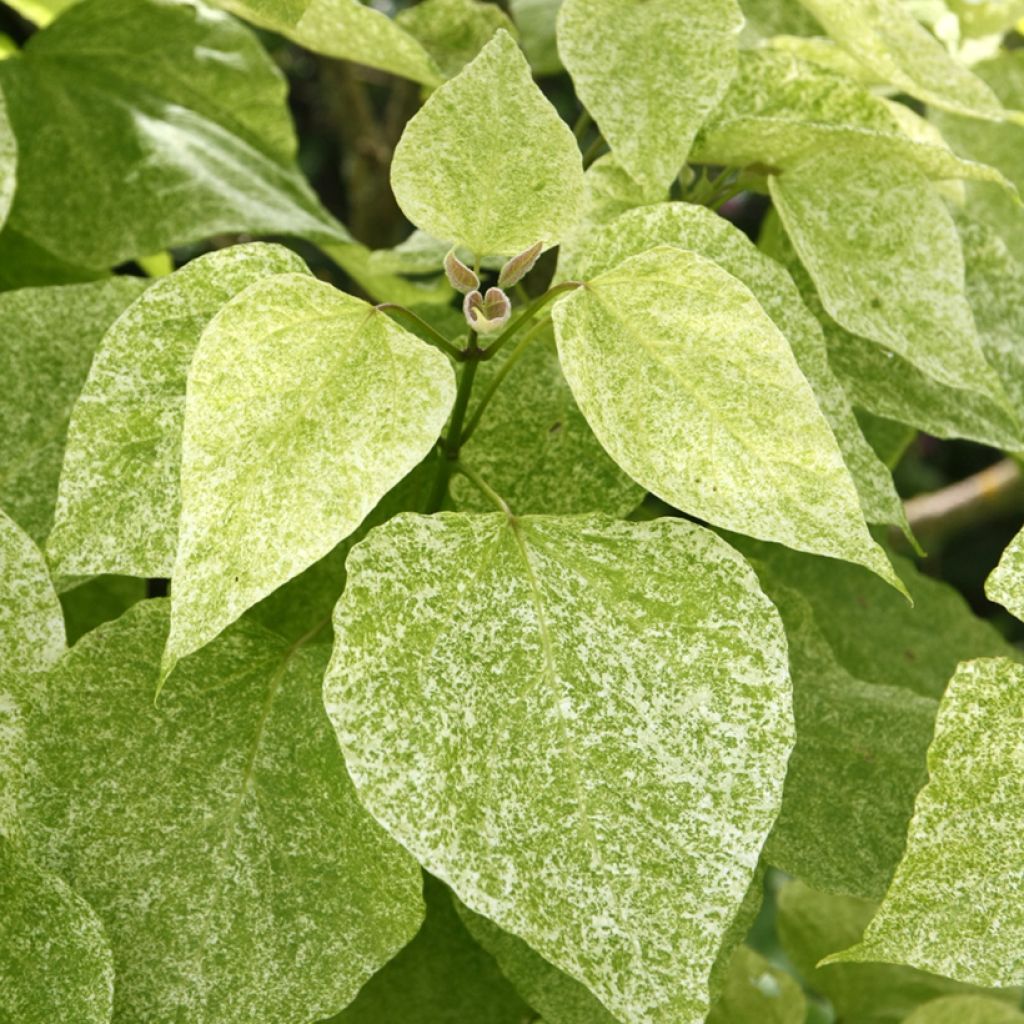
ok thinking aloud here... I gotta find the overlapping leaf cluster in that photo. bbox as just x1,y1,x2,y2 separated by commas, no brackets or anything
4,0,1024,1021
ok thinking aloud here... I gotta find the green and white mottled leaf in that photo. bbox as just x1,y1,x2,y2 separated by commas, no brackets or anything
325,512,794,1024
796,0,1013,120
693,50,1012,188
761,584,936,898
706,946,807,1024
396,0,516,79
165,272,455,678
214,0,443,85
0,837,114,1024
904,995,1024,1024
759,209,1024,450
48,244,308,579
556,0,743,191
560,201,907,533
0,0,348,272
776,880,1016,1024
0,278,147,543
829,657,1024,987
17,599,423,1024
987,528,1024,622
552,244,900,586
452,324,642,516
391,30,585,257
738,0,821,43
510,0,563,74
769,144,1001,397
332,876,531,1023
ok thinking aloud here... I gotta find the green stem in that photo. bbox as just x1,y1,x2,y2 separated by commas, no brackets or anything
460,317,552,445
482,281,581,362
425,334,480,512
375,303,464,360
455,460,513,518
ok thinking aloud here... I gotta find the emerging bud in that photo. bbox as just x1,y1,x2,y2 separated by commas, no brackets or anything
444,248,479,295
497,240,543,290
463,287,511,334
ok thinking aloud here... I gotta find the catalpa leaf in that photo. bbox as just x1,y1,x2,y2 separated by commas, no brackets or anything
390,30,585,258
0,837,114,1024
452,323,643,516
551,245,900,587
0,0,348,272
769,144,1002,397
556,0,743,191
333,876,531,1024
48,244,308,579
795,0,1013,121
395,0,516,79
0,278,147,544
214,0,443,85
987,528,1024,622
828,658,1024,987
17,600,424,1024
164,272,455,678
559,201,908,534
325,512,794,1024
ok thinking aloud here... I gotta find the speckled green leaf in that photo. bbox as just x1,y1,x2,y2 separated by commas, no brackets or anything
395,0,516,79
761,584,936,899
48,244,308,579
904,996,1024,1024
17,599,423,1024
776,880,1016,1024
452,324,642,516
0,278,147,544
332,876,531,1024
214,0,443,85
829,657,1024,987
391,31,585,258
0,838,114,1024
164,272,455,678
325,512,794,1024
693,50,1013,188
552,245,900,587
988,528,1024,622
557,0,742,191
795,0,1012,120
510,0,563,74
0,0,348,272
560,202,907,533
706,946,806,1024
770,144,1001,397
738,0,821,42
759,210,1024,450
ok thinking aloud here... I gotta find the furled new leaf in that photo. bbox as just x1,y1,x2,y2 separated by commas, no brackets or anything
556,0,743,191
214,0,443,85
16,600,424,1024
325,512,794,1024
164,272,455,678
552,244,900,586
390,30,585,258
48,244,308,579
560,201,908,533
828,658,1024,987
0,838,114,1024
795,0,1013,120
0,278,147,543
0,0,348,271
769,143,1001,397
452,323,643,516
333,876,531,1023
395,0,516,79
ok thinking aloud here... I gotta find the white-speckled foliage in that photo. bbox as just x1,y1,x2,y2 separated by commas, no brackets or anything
164,272,456,677
326,512,794,1024
10,2,1024,1018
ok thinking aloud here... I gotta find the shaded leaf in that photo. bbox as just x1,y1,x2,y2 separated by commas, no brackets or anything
510,0,563,75
706,946,806,1024
325,512,794,1024
396,0,516,79
904,995,1024,1024
59,576,147,647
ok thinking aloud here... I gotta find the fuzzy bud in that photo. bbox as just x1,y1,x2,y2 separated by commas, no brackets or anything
497,240,543,290
463,287,511,334
444,248,479,295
